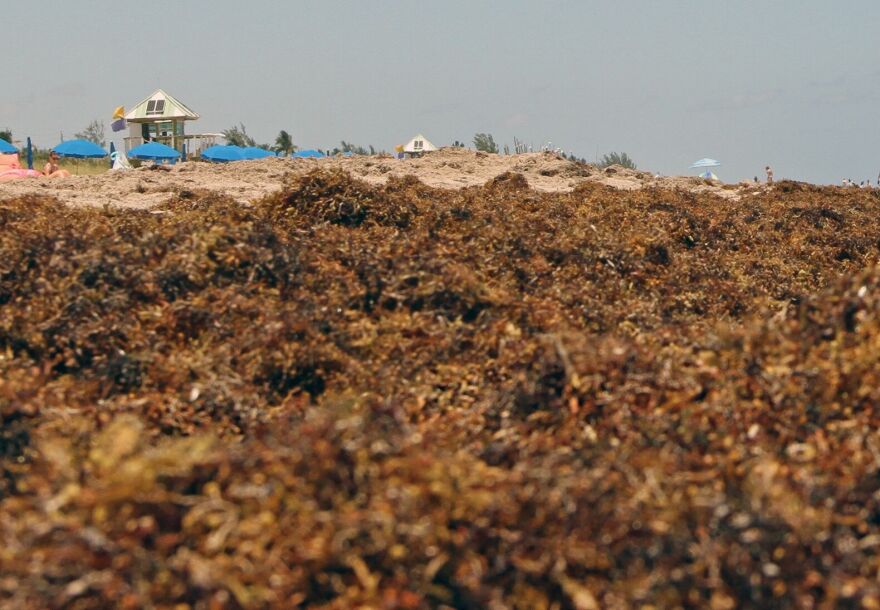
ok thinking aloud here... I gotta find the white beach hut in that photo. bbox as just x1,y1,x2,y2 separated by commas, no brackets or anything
402,133,437,158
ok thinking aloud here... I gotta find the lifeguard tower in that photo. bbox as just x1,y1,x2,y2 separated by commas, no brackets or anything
123,89,219,157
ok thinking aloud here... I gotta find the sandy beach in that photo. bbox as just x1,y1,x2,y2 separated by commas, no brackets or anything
0,148,749,209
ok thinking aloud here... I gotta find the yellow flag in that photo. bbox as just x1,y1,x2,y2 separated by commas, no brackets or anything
112,106,125,120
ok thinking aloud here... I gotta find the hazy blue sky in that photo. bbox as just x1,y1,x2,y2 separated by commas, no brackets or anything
5,1,880,183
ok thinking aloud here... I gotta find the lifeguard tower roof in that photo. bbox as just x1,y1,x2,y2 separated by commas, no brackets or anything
124,89,199,123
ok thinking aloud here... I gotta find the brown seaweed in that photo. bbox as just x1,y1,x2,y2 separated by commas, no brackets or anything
2,172,880,608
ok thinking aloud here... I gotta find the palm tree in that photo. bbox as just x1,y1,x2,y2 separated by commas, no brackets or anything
222,123,256,147
598,152,636,169
274,130,295,157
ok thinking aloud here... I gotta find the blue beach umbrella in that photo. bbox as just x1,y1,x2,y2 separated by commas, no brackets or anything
241,146,275,160
0,138,16,154
53,139,108,158
202,145,246,163
128,141,181,161
689,158,721,169
293,149,325,159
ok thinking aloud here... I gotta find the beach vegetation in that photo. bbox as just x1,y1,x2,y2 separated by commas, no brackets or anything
0,128,11,143
274,130,296,156
598,151,636,169
473,133,499,154
222,123,256,147
74,120,105,147
331,141,376,156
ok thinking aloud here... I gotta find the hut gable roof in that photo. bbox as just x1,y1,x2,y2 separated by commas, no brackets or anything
403,133,437,153
124,89,199,122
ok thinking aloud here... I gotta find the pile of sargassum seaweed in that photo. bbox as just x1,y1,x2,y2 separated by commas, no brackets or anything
3,169,880,609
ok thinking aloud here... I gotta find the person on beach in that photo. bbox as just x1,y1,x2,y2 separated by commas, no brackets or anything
43,152,70,178
765,166,774,184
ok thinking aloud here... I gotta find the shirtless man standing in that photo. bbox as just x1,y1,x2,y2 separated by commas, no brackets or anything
765,165,774,184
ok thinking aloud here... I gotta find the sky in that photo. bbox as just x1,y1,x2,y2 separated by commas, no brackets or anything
5,1,880,184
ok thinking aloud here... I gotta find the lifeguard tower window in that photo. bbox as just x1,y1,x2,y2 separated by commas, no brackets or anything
415,140,423,149
146,100,166,116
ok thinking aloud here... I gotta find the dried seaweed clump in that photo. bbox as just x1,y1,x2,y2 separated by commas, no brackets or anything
3,175,880,607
